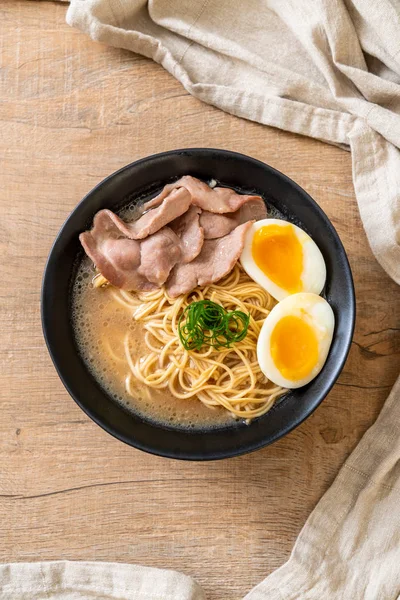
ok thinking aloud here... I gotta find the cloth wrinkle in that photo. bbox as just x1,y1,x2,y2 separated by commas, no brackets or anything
177,0,210,64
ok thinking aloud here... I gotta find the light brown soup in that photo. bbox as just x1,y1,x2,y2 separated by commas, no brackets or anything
71,257,234,429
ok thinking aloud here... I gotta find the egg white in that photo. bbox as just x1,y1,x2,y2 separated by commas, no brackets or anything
240,219,326,301
257,293,335,389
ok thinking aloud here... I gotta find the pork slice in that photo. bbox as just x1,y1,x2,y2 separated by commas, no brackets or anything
166,221,254,297
138,227,182,285
79,211,156,292
199,212,237,240
237,197,268,222
142,180,184,210
200,198,267,240
105,187,191,240
169,205,204,263
144,176,263,214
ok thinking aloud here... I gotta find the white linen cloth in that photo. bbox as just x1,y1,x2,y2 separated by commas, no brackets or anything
3,1,400,598
0,561,205,599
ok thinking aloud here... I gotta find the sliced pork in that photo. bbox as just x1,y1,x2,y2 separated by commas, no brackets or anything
170,205,204,263
144,176,263,214
200,198,267,239
79,175,266,296
101,187,191,240
138,227,182,285
237,197,268,223
143,180,182,210
166,221,254,297
79,211,156,291
80,213,182,290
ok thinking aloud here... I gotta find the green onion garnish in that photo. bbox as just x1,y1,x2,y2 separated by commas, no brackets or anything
178,300,250,351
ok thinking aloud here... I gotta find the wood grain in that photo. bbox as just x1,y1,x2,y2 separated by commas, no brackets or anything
0,2,399,599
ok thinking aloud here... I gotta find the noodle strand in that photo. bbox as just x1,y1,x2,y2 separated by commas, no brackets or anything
116,264,287,421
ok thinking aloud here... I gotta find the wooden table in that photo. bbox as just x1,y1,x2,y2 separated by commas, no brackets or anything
1,2,399,598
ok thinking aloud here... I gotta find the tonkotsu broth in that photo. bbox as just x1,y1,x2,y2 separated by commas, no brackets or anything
71,257,234,429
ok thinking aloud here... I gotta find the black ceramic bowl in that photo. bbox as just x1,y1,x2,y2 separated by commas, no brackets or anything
42,148,355,460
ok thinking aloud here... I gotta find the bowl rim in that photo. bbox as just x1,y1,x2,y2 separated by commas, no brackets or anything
41,147,356,460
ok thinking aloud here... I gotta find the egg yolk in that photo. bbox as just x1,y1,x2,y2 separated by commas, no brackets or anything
252,224,303,293
270,315,319,381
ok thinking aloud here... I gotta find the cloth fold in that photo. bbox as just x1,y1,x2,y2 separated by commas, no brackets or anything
0,561,205,599
4,1,399,598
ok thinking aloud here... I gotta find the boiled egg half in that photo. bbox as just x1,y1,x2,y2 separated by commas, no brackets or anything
257,293,335,389
240,219,326,301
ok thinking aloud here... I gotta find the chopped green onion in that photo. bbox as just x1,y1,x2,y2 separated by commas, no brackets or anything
178,300,249,351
